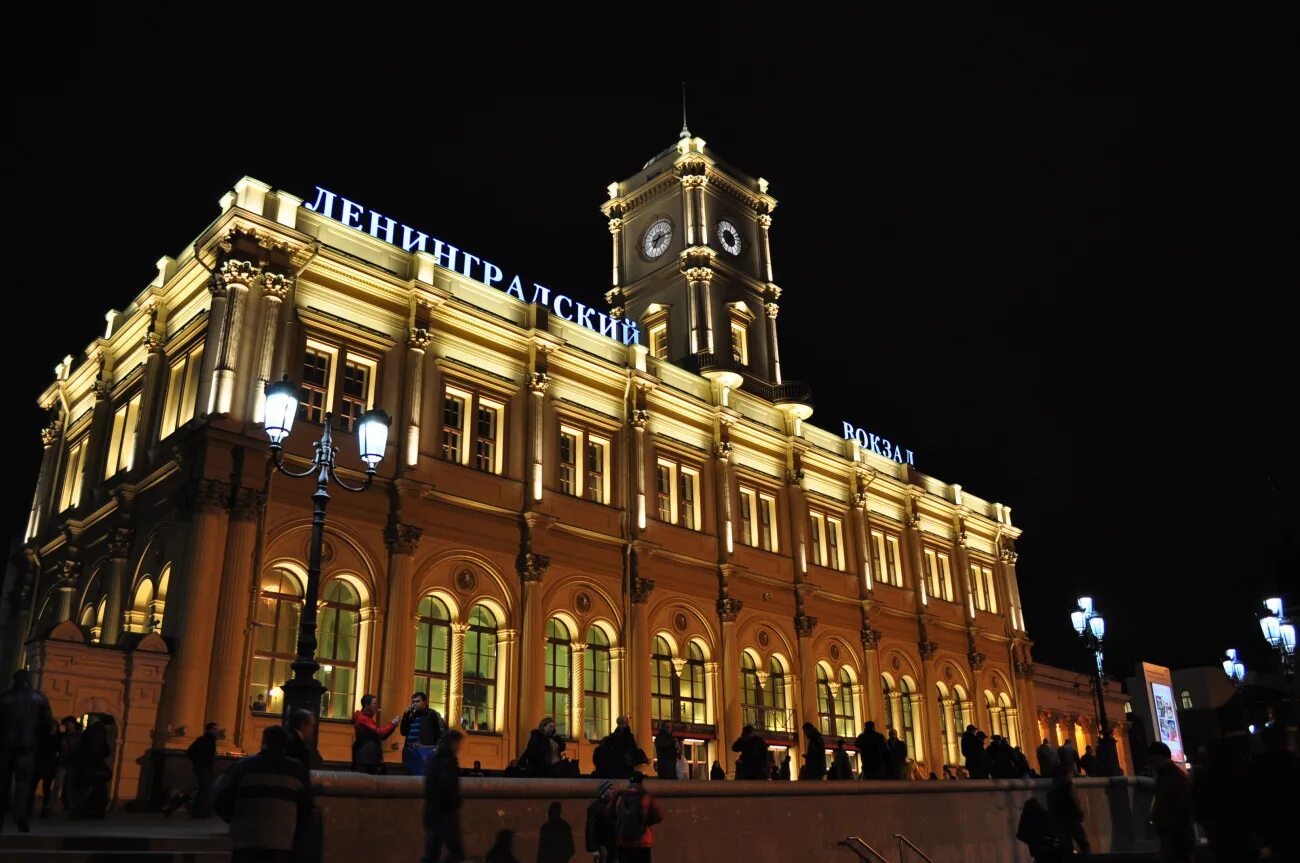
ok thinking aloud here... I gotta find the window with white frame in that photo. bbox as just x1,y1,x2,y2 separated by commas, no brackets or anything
648,322,669,360
739,485,778,551
870,530,904,587
297,339,377,431
809,510,845,571
923,548,954,602
654,458,701,530
58,438,86,512
441,385,504,475
970,562,998,613
104,393,142,478
558,424,611,504
159,341,203,439
730,321,748,366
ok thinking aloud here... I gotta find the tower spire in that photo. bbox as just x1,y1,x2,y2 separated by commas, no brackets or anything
679,81,691,139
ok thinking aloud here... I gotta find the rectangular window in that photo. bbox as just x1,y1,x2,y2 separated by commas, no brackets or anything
58,439,86,512
474,400,501,473
297,340,377,432
442,388,468,463
159,342,203,439
827,516,843,571
809,513,823,566
649,322,669,360
298,345,333,424
885,534,902,586
338,358,373,432
678,467,698,529
924,548,955,602
560,430,578,495
104,394,141,479
758,492,778,552
871,530,903,587
730,321,748,366
810,511,844,571
584,437,607,503
558,424,611,502
655,463,673,522
656,458,700,530
739,488,755,546
971,563,998,613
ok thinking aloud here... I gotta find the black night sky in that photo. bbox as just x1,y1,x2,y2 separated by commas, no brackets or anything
13,10,1280,682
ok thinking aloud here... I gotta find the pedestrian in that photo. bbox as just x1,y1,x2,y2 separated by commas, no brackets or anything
1078,744,1096,777
401,691,446,777
960,724,978,774
675,749,690,780
422,729,466,863
709,760,724,781
1095,727,1121,777
215,725,312,863
778,754,792,781
1147,741,1194,863
800,722,826,780
1249,723,1300,862
468,760,485,777
585,779,618,863
1058,737,1078,776
989,735,1015,778
351,694,399,774
0,670,54,832
1046,764,1089,858
606,772,664,863
1036,738,1058,777
503,759,522,778
68,721,111,819
828,740,853,780
34,718,58,819
606,715,641,779
652,722,677,780
1016,797,1066,862
520,718,566,778
967,731,991,779
885,728,907,780
730,724,768,780
1012,746,1032,778
52,716,80,812
854,721,886,780
286,709,319,772
186,721,220,817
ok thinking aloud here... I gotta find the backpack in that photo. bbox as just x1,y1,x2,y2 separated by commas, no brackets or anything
616,788,648,844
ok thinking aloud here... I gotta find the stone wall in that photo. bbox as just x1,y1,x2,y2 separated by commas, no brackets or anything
316,773,1156,863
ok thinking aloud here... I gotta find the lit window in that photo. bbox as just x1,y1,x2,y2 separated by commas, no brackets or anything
809,511,845,571
560,430,578,495
316,580,361,720
900,677,919,762
679,467,698,529
809,514,823,566
971,563,998,613
104,394,142,478
338,358,375,432
585,437,607,503
655,463,673,522
58,439,86,512
1179,690,1193,710
559,425,611,503
742,654,791,733
739,488,754,546
413,595,451,721
584,626,612,740
759,493,777,552
544,618,572,738
871,531,904,587
651,635,675,723
474,400,501,473
655,457,700,529
298,345,333,424
730,321,748,366
441,386,504,474
738,486,778,551
250,567,303,715
297,341,377,431
650,636,708,726
649,323,669,360
442,392,466,462
159,342,203,439
924,548,954,602
462,604,498,731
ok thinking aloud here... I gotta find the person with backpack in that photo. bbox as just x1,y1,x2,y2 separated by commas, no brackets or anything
585,780,618,862
1016,797,1066,862
605,772,663,863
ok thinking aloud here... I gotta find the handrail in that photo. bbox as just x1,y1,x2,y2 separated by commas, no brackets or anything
839,836,891,863
893,832,935,863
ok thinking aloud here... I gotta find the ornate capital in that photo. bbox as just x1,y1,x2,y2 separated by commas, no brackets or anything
631,409,650,429
192,478,232,514
57,560,81,588
717,597,743,623
106,528,134,560
906,512,922,531
919,640,938,661
999,539,1018,564
408,327,433,350
450,621,471,636
230,487,268,523
786,468,805,487
861,627,883,650
41,421,63,447
261,272,293,300
678,174,708,189
141,331,164,354
214,258,261,290
631,575,656,604
957,530,969,549
712,440,732,460
670,657,688,675
607,217,624,233
527,372,550,394
1014,660,1034,677
385,522,423,555
765,302,780,319
968,650,986,671
757,214,773,229
92,380,113,399
518,552,550,583
683,266,714,284
794,614,817,639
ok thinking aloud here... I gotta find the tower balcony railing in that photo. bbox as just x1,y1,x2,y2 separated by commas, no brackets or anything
687,353,814,408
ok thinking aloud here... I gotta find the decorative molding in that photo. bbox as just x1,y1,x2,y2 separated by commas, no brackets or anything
919,640,938,661
630,409,650,429
765,302,780,319
757,214,773,229
408,327,433,350
261,272,294,300
794,614,817,639
968,650,987,671
631,576,656,604
527,372,550,394
57,560,80,588
683,266,714,284
192,479,232,514
229,488,267,523
91,380,112,399
712,441,732,460
717,597,743,623
454,568,477,595
673,611,689,632
999,538,1018,564
142,331,164,354
215,258,262,288
385,522,423,555
106,528,134,560
518,552,550,583
41,421,63,447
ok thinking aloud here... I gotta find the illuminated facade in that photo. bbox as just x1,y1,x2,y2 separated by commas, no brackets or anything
5,134,1036,795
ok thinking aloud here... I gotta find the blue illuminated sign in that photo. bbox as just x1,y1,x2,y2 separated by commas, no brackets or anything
842,421,915,466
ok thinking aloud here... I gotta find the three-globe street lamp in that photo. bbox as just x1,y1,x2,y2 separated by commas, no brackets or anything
1222,648,1246,690
1258,597,1296,684
1070,596,1110,739
262,377,391,726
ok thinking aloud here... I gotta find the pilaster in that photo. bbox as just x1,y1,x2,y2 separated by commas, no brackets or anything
379,522,422,716
251,272,292,423
100,528,133,646
206,487,265,748
516,551,550,731
449,622,468,729
717,597,742,774
210,258,261,416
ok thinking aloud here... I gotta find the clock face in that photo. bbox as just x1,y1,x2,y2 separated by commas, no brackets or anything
716,220,743,255
642,218,673,259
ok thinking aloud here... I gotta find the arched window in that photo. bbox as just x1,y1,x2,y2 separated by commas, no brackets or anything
768,658,790,731
833,669,856,737
741,653,761,720
681,642,707,724
317,580,361,719
899,677,918,762
152,565,170,633
953,685,969,734
413,595,451,719
251,567,303,714
651,636,675,723
998,692,1018,747
937,683,956,765
1179,690,1193,710
462,604,498,731
79,604,98,642
583,626,612,740
985,690,1007,739
816,665,835,736
544,618,572,738
126,579,153,634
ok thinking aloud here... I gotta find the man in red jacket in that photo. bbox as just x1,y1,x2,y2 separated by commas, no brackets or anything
351,694,399,774
605,772,664,862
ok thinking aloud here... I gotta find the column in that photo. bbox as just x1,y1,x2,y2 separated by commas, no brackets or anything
862,626,886,725
609,647,625,725
100,529,133,646
888,692,903,734
197,275,230,418
713,436,733,558
571,640,587,741
902,495,928,613
495,628,518,750
757,213,775,283
941,698,957,765
205,487,264,746
516,553,549,730
26,418,63,541
379,523,421,715
795,614,818,736
684,267,714,354
160,479,231,743
404,328,432,467
79,380,114,499
918,641,941,767
968,650,988,732
132,328,167,468
999,538,1026,634
251,273,292,423
718,598,742,772
629,574,654,747
632,410,649,531
448,622,468,728
3,573,35,680
910,691,928,764
765,301,783,384
608,214,624,291
55,561,80,622
952,516,976,621
211,259,260,416
527,370,548,501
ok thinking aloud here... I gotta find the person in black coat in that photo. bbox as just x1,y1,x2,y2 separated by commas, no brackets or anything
710,760,725,781
960,725,978,774
585,780,617,863
69,722,111,819
423,730,466,863
731,725,769,780
828,740,853,780
854,722,887,780
967,731,992,779
606,716,640,779
800,722,826,780
885,729,908,780
653,722,678,780
521,718,566,778
185,723,220,817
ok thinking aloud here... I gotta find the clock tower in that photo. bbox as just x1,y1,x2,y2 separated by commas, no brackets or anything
603,130,802,403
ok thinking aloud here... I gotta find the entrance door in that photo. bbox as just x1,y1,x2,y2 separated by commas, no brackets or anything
680,740,709,780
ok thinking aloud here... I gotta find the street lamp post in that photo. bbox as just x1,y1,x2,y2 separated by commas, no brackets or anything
1222,648,1246,690
1070,596,1109,738
262,378,390,726
1258,597,1296,685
